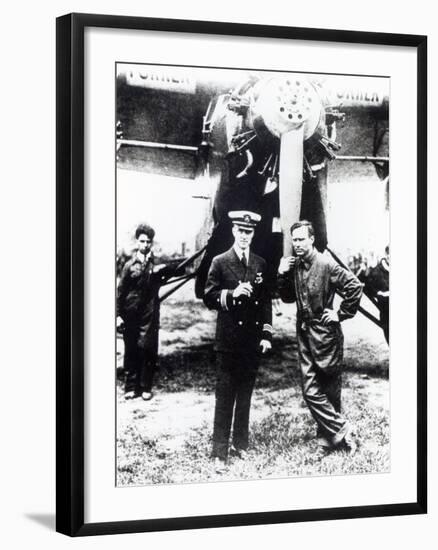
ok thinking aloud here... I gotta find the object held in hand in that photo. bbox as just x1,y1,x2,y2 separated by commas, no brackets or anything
233,281,253,298
278,256,296,274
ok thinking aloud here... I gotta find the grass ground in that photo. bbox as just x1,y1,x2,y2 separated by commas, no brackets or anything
117,289,389,486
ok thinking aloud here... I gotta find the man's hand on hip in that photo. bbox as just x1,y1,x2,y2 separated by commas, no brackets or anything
321,308,340,325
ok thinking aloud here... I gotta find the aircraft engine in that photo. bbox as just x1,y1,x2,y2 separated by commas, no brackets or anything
195,74,343,297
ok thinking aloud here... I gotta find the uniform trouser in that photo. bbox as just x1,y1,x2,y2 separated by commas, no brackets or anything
297,322,348,445
212,352,259,460
123,328,156,394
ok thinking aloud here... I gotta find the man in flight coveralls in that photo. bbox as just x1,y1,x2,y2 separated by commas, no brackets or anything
277,220,362,453
204,211,273,469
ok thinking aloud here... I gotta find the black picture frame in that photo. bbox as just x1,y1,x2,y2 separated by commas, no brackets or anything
56,12,427,537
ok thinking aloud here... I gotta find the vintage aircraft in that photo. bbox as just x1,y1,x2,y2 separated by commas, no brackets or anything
116,65,389,330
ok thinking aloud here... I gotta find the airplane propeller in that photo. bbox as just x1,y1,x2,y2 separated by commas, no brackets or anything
250,76,324,254
279,129,304,255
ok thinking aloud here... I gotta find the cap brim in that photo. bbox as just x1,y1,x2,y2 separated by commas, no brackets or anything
232,222,256,228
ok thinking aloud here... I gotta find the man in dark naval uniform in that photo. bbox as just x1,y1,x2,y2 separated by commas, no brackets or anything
204,211,273,470
117,223,164,401
277,220,362,454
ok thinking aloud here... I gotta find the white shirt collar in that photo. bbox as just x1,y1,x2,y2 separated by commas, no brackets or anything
233,244,249,260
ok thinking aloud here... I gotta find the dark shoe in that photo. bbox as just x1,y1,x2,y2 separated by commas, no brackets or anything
141,391,153,401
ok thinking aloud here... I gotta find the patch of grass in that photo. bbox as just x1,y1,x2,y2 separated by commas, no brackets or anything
117,377,390,486
117,299,390,486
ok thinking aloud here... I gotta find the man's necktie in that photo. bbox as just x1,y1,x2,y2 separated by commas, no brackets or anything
241,253,247,269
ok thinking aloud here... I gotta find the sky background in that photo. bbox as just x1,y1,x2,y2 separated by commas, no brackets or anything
117,169,211,255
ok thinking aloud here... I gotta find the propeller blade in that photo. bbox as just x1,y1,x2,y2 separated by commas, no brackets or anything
279,127,304,255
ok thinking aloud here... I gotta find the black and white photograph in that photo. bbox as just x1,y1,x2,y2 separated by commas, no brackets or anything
115,63,390,486
0,0,432,544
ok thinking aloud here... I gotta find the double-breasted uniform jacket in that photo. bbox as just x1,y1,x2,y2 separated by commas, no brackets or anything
117,252,162,355
204,247,273,353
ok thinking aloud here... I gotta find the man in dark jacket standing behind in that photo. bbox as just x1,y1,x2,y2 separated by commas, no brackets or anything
277,220,362,453
117,223,163,401
204,211,273,470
